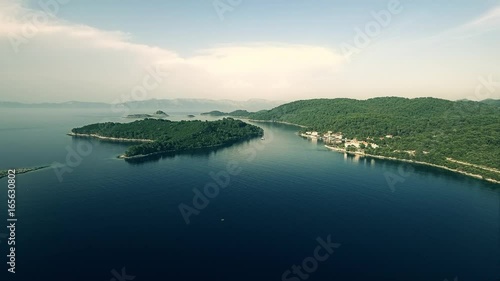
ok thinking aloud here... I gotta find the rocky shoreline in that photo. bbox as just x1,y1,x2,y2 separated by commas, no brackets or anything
117,141,251,160
0,165,50,179
68,132,154,143
324,145,500,184
68,133,251,160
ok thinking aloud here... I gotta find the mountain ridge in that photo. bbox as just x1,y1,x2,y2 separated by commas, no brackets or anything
0,98,285,112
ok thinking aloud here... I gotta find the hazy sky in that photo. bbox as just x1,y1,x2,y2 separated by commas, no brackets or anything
1,0,499,103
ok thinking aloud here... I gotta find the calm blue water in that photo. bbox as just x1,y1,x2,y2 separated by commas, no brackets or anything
0,108,499,281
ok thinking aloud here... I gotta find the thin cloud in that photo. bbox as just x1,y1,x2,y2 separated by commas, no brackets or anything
0,1,180,61
0,1,496,103
423,5,500,43
0,1,346,102
463,5,500,28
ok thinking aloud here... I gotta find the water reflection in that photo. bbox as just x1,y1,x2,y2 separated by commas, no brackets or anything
124,140,254,165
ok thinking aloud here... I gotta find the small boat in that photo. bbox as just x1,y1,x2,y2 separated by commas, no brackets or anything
261,137,265,140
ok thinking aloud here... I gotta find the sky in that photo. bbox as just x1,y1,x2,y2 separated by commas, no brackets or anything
0,0,499,103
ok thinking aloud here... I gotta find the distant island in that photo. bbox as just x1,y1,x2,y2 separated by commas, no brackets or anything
0,99,286,112
201,110,251,117
217,97,500,183
70,118,263,159
0,166,50,179
125,110,169,119
187,114,196,118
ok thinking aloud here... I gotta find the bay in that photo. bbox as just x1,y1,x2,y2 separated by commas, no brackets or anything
0,108,498,281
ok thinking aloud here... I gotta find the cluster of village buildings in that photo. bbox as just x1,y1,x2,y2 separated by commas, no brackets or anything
300,131,394,150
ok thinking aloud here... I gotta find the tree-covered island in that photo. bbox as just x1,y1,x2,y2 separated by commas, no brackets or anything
125,110,169,119
70,118,263,159
201,110,251,117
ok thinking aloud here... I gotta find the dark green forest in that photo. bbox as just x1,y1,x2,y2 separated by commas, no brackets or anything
72,118,263,157
481,99,500,107
243,97,500,181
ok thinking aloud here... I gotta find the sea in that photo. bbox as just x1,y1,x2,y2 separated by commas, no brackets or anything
0,108,498,281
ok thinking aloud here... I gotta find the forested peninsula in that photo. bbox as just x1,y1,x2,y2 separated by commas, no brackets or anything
235,97,500,183
70,118,263,159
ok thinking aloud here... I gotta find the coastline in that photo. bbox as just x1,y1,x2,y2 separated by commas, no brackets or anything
118,137,260,160
324,145,500,185
246,119,308,128
0,165,50,179
69,125,263,160
291,118,500,185
117,143,226,159
68,132,155,143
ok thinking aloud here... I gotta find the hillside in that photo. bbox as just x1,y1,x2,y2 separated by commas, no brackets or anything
246,97,500,182
71,118,263,158
481,99,500,107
